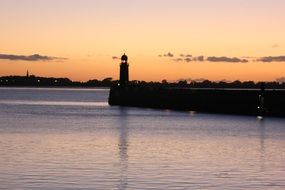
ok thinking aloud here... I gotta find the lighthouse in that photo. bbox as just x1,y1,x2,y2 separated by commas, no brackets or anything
120,53,129,86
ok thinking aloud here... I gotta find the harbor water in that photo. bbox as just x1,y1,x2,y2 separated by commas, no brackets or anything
0,88,285,189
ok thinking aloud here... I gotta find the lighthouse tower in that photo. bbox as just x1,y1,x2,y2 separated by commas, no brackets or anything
120,53,129,86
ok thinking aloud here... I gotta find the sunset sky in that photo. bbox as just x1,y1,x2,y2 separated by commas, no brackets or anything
1,0,285,82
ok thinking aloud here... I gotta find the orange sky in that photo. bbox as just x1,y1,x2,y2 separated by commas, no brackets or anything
1,0,285,82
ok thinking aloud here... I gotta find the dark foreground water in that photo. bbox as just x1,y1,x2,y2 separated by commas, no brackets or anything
0,87,284,190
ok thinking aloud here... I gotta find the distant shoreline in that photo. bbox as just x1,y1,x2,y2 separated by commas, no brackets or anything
0,86,110,90
1,75,285,89
2,85,285,91
2,86,285,91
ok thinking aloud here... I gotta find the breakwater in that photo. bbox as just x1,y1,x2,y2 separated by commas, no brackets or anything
109,86,285,117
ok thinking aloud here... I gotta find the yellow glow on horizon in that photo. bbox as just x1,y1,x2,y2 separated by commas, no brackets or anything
1,0,285,82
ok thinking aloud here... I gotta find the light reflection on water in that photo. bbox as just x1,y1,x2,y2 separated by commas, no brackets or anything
0,100,108,107
118,108,129,190
0,88,285,189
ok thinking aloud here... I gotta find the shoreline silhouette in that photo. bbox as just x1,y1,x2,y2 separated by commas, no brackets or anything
1,75,285,89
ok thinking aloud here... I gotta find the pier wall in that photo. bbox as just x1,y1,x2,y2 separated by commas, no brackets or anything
109,86,285,117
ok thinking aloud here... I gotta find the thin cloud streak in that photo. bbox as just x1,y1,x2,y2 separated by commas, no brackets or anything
159,52,174,57
184,58,192,62
207,56,249,63
160,52,285,63
0,53,67,62
258,56,285,62
162,53,249,63
112,56,119,60
180,54,192,58
194,56,204,62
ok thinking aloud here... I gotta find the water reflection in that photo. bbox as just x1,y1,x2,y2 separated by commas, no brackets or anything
117,108,129,190
258,117,266,172
1,88,285,189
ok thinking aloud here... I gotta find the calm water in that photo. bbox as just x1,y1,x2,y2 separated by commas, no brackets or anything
0,87,285,190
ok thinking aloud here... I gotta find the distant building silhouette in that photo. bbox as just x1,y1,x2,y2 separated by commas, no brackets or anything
26,70,30,78
120,54,129,86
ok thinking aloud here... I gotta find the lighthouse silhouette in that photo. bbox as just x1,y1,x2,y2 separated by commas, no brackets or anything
120,53,129,86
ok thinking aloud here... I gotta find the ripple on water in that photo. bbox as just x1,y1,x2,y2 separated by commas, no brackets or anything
0,88,285,189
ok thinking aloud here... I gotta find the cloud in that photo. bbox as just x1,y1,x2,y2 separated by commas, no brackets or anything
112,56,119,60
159,52,174,57
207,56,248,63
163,52,285,64
241,56,257,59
165,52,174,57
173,58,183,62
169,53,247,63
180,54,192,57
0,53,66,62
272,44,279,48
184,58,192,62
193,56,204,62
258,56,285,62
177,56,204,62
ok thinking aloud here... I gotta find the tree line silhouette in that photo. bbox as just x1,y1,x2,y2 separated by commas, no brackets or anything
1,75,285,89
